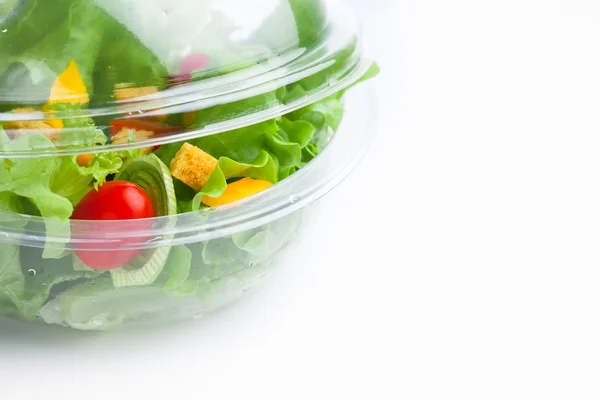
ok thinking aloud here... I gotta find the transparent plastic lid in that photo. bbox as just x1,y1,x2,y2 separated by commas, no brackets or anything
0,0,370,156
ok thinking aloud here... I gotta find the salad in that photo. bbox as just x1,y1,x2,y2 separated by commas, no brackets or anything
0,0,377,329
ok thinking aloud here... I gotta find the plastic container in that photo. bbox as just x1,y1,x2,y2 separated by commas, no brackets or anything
0,0,377,330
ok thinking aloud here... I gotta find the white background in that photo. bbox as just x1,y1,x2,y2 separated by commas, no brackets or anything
3,0,600,398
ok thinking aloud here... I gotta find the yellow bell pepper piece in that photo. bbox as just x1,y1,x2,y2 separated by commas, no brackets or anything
44,59,89,130
48,59,89,105
45,118,64,129
202,178,273,208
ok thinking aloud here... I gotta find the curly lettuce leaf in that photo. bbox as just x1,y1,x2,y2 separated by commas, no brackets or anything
0,130,74,258
191,91,281,128
0,112,117,215
50,152,123,205
159,64,379,186
0,129,73,220
0,120,125,257
47,102,108,148
157,120,279,164
157,115,319,208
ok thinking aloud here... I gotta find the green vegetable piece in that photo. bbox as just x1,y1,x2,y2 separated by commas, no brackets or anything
0,245,98,321
109,154,177,288
40,278,200,330
91,6,168,108
0,0,106,107
0,0,71,56
0,128,73,257
190,151,278,210
288,0,328,47
161,245,193,293
116,154,176,217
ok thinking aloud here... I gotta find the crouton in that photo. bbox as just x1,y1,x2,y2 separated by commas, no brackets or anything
113,83,167,121
170,143,218,191
4,108,58,140
114,84,158,102
112,128,155,155
9,107,36,114
112,128,154,144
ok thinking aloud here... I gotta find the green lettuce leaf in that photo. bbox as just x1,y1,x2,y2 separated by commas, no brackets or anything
157,114,320,208
91,6,168,107
50,152,123,205
0,245,98,321
157,120,288,211
0,129,73,220
37,212,303,329
0,0,167,109
0,244,26,319
157,120,279,164
160,245,197,295
47,102,108,149
0,0,106,107
0,129,75,258
0,120,125,257
0,191,24,220
195,151,278,206
191,91,281,128
39,278,200,330
0,0,71,57
288,0,328,47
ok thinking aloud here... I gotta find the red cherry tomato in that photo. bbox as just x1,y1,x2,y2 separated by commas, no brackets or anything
72,181,155,270
72,181,155,221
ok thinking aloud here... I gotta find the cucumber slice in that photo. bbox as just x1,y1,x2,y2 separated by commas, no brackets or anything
116,154,177,217
110,154,177,288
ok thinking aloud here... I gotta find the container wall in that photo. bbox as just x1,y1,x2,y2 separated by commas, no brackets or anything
0,207,316,330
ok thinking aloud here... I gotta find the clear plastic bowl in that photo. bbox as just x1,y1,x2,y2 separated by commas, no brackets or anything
0,0,377,330
0,0,368,156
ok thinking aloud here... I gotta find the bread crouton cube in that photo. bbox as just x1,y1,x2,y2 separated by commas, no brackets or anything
114,84,167,121
4,108,58,140
112,128,155,155
114,84,158,102
170,143,218,191
112,128,154,144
